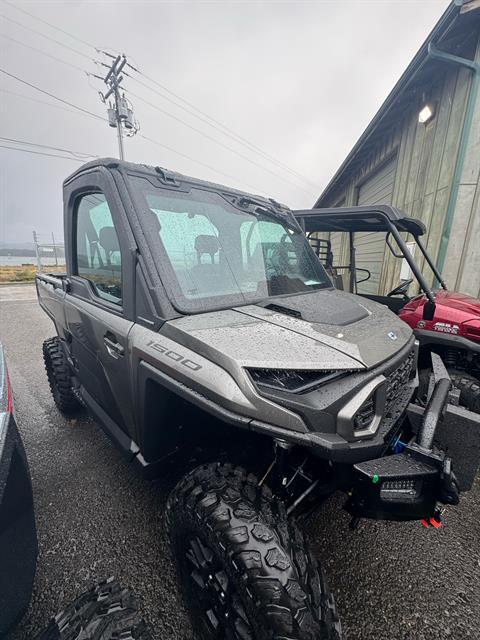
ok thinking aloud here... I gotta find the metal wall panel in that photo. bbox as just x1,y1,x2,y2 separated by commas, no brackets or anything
317,40,480,298
354,158,397,294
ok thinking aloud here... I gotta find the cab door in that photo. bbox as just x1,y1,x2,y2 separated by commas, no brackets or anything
64,174,136,440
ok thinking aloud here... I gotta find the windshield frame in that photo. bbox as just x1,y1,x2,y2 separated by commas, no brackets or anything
129,175,333,315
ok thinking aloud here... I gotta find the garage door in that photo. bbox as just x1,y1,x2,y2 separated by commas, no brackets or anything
355,157,396,294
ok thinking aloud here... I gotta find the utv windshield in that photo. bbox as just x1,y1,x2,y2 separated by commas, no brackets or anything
132,177,332,313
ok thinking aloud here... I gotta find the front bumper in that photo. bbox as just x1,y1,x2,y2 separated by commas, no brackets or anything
249,338,418,464
345,357,480,522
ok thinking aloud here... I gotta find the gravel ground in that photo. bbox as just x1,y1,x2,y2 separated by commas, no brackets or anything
1,284,479,640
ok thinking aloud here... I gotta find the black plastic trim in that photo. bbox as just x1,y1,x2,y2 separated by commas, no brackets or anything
415,329,480,354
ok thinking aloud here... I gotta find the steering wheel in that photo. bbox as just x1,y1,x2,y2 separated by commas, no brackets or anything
268,244,290,275
387,278,413,298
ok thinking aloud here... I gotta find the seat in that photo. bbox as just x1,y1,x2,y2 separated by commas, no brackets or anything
190,234,237,295
194,234,219,264
98,226,120,267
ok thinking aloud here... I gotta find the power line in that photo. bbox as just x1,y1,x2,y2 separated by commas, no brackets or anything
0,83,265,192
3,0,95,50
127,69,319,189
0,136,98,159
0,70,275,195
0,144,87,163
0,13,93,61
138,133,265,195
2,2,317,192
0,88,104,121
95,55,295,190
0,32,87,73
0,68,105,120
128,89,313,195
0,88,265,192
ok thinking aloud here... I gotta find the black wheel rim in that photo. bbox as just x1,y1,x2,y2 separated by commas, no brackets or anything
183,535,253,640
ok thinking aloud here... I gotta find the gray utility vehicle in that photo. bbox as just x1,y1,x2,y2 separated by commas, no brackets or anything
36,159,480,640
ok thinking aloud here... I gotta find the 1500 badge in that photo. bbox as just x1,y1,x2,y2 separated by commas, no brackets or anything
433,322,459,335
147,340,202,371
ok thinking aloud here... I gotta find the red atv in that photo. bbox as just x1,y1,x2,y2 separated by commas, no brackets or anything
294,205,480,413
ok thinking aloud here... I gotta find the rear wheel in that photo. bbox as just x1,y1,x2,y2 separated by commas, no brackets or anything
43,337,80,415
167,462,341,640
448,369,480,413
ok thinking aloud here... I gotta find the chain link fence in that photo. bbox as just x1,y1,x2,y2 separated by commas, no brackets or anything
32,231,65,272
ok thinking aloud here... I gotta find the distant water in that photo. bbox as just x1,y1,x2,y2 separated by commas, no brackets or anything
0,256,64,267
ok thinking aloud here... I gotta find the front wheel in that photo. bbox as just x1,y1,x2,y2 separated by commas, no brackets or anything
167,462,341,640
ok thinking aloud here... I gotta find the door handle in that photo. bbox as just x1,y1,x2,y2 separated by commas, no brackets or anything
104,334,125,358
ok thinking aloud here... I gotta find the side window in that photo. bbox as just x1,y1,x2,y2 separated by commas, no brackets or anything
75,193,122,305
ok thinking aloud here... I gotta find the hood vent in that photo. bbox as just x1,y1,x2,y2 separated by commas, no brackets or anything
265,303,302,319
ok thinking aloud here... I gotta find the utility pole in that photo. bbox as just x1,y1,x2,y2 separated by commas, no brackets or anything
51,232,58,267
32,230,41,271
96,54,138,160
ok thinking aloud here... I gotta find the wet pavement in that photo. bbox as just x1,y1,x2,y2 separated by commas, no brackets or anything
1,284,479,640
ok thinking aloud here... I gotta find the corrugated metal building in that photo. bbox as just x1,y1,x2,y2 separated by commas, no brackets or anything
315,0,480,298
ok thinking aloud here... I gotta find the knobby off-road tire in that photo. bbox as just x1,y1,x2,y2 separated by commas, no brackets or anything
167,462,341,640
43,336,80,415
448,369,480,414
34,577,152,640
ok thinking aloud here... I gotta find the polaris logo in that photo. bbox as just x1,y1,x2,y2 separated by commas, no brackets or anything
388,331,398,341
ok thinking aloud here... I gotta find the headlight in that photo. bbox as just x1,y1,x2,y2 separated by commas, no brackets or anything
247,368,346,393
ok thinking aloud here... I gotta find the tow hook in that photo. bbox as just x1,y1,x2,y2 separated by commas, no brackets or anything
421,505,445,528
421,514,442,529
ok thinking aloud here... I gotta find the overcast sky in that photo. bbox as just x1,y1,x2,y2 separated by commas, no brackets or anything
1,0,449,245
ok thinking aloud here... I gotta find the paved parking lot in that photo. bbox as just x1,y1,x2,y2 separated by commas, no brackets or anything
1,284,479,640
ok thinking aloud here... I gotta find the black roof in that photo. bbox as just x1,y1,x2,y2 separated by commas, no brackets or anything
294,205,426,236
64,157,287,210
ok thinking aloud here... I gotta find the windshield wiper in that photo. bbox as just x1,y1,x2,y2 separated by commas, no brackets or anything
226,195,299,231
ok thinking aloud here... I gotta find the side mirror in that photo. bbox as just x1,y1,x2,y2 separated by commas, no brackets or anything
423,300,436,321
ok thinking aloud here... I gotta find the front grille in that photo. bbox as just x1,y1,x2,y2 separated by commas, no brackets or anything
352,348,415,436
385,349,415,411
354,396,376,431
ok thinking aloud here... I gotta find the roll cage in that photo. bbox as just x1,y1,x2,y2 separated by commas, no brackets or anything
293,205,447,319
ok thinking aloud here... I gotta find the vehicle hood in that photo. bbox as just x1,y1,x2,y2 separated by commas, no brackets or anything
164,289,412,371
401,290,480,325
434,290,480,316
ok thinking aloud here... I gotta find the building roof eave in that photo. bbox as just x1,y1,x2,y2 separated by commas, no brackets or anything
315,0,465,207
